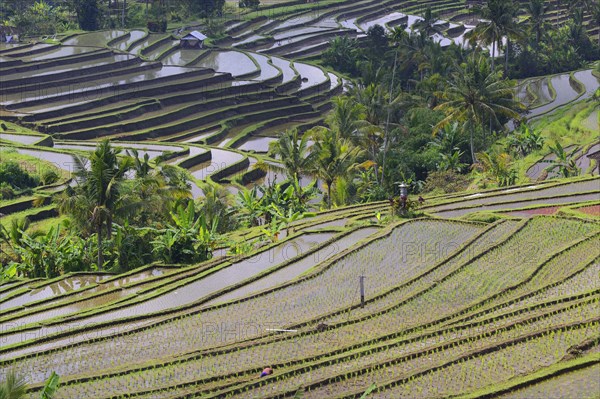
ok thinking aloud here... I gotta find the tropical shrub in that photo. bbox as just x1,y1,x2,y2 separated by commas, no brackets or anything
323,36,361,75
9,226,92,278
506,124,545,157
472,151,517,187
422,170,471,194
0,161,39,190
0,370,28,399
0,183,16,200
109,223,155,272
541,141,581,178
10,0,74,35
151,202,220,264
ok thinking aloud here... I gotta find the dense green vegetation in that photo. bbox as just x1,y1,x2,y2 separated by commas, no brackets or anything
0,0,596,274
0,149,62,200
1,0,232,35
316,0,598,196
0,0,596,275
0,162,39,197
0,0,598,397
0,139,325,278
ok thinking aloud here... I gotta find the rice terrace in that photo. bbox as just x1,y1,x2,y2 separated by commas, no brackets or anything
0,0,599,397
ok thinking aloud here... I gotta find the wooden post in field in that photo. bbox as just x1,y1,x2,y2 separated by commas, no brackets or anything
359,275,365,308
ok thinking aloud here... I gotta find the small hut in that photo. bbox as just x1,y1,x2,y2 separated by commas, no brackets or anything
587,149,600,174
180,31,207,49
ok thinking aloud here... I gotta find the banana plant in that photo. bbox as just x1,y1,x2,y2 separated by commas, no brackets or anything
541,141,581,178
40,372,60,399
360,383,377,398
236,186,264,227
151,202,221,264
268,203,316,236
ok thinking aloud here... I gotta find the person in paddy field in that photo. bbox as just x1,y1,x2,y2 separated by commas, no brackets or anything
260,367,273,378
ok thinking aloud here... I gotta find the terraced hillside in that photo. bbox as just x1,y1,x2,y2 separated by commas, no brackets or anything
1,0,599,396
0,30,337,151
1,183,599,397
516,68,600,121
1,0,598,199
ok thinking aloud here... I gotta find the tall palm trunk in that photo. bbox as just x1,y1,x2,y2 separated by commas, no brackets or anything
468,121,477,164
97,221,104,269
491,40,496,71
504,37,510,74
381,51,398,186
470,131,477,164
122,0,126,27
326,181,333,208
106,213,113,239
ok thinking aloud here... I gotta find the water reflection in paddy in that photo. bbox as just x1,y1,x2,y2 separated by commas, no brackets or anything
270,56,296,84
1,275,109,310
528,73,580,118
238,136,276,152
13,148,83,173
195,50,258,77
162,48,201,66
188,149,244,181
0,133,42,145
20,46,98,61
4,66,195,105
63,31,127,47
1,269,166,331
113,30,147,51
293,62,327,90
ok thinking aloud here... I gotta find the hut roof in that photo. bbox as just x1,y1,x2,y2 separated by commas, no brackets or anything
181,31,207,41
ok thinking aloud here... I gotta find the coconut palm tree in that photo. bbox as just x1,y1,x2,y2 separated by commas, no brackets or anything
197,182,235,233
570,0,595,15
412,7,443,37
592,2,600,47
434,53,524,163
501,2,523,73
526,0,548,46
350,84,417,186
399,31,432,82
268,128,318,195
351,83,386,126
0,370,28,399
322,35,360,74
325,96,366,139
389,24,408,45
57,140,132,269
310,128,364,208
124,149,192,225
466,0,520,72
347,84,390,182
